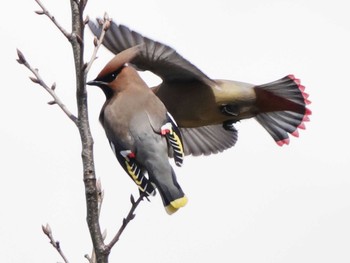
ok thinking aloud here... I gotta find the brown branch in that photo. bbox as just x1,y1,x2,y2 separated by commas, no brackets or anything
34,0,72,40
16,49,78,124
30,0,108,261
68,1,108,262
42,224,70,263
84,14,111,75
106,193,146,251
21,0,146,262
85,178,107,263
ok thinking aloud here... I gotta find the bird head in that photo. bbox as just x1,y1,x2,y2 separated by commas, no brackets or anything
87,45,142,98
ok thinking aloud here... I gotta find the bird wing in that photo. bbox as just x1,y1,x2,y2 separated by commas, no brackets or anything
160,113,185,167
180,124,238,156
110,141,156,196
89,19,214,86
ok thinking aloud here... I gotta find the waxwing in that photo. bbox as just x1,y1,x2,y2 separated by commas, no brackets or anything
89,20,311,156
87,47,187,214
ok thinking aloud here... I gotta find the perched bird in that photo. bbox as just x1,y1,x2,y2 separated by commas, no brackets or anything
89,20,311,156
87,46,187,214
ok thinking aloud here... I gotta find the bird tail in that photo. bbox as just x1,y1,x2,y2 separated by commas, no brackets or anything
254,75,311,146
156,167,188,215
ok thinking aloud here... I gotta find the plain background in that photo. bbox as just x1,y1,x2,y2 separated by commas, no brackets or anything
1,0,349,262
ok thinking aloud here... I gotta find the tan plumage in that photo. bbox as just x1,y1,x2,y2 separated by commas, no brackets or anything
89,20,311,155
87,49,187,214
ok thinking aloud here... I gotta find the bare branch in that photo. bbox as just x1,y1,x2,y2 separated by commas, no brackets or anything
106,193,146,251
86,178,106,263
34,0,72,40
42,223,70,263
16,49,78,124
84,14,111,75
22,0,145,260
68,0,107,260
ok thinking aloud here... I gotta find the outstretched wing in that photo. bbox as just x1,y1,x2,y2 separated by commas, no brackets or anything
89,19,214,86
180,124,238,156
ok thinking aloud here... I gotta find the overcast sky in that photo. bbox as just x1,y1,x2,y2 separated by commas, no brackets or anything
1,0,349,262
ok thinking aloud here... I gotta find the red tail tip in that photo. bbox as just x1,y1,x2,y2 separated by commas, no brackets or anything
288,74,296,80
277,138,290,146
292,130,300,137
303,115,310,122
298,123,306,130
305,108,312,115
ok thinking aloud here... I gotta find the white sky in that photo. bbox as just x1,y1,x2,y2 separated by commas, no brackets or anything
1,0,349,262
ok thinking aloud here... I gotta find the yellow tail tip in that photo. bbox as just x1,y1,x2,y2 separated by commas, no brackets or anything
165,196,188,215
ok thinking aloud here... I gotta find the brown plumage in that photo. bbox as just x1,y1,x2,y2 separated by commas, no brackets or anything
89,20,311,155
87,48,187,214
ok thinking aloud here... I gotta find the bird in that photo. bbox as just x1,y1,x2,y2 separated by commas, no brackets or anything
89,20,312,156
87,46,187,214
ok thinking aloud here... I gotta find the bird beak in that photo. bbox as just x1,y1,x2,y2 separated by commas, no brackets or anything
86,80,99,86
86,80,108,87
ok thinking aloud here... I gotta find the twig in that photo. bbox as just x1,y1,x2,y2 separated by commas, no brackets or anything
84,13,111,75
42,223,70,263
34,0,72,40
16,49,78,124
106,193,145,251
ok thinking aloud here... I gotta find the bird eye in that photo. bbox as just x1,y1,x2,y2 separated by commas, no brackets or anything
98,67,123,83
102,72,117,83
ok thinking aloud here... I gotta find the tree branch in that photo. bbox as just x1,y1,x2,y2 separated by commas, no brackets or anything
34,0,72,40
85,178,107,263
106,193,145,251
68,1,108,262
84,14,111,75
19,1,147,262
16,49,78,124
42,223,70,263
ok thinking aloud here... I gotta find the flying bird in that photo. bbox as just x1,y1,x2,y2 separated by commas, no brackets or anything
87,46,187,214
89,20,311,156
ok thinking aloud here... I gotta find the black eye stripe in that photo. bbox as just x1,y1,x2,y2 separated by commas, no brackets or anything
99,67,123,83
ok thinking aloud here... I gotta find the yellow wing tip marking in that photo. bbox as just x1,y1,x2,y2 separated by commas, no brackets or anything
125,162,142,185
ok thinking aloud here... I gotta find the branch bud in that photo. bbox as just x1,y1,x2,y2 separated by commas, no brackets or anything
97,18,103,26
42,223,52,236
93,36,98,47
51,82,56,91
129,213,136,220
103,12,110,21
29,76,40,84
130,194,135,205
103,20,111,31
48,100,57,105
35,10,45,15
16,49,26,64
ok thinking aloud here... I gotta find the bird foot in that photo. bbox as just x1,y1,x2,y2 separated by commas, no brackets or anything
221,104,239,116
223,120,237,131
